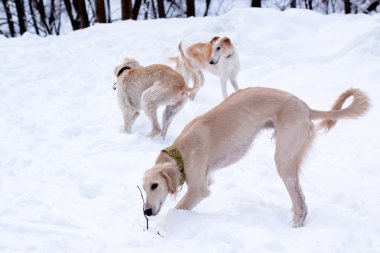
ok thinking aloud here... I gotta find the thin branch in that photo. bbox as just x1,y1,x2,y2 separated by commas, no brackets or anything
137,186,149,230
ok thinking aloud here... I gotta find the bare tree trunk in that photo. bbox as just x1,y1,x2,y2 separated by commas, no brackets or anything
15,0,27,34
2,0,16,37
121,0,133,20
290,0,296,8
186,0,195,17
251,0,261,7
77,0,89,28
63,0,80,30
28,0,40,35
157,0,165,18
308,0,313,10
95,0,106,22
55,0,63,34
87,0,96,23
34,0,52,34
133,0,142,19
49,0,56,31
204,0,211,16
366,0,380,13
106,0,111,22
344,0,351,13
150,0,157,18
143,0,149,19
49,0,55,24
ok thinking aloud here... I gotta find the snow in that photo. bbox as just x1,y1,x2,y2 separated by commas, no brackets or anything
1,7,380,253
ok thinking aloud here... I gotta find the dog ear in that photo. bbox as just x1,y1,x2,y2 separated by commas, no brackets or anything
209,36,220,44
114,66,120,76
222,37,231,46
160,163,180,195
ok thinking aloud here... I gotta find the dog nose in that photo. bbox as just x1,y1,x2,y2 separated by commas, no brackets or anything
144,208,153,216
209,61,214,64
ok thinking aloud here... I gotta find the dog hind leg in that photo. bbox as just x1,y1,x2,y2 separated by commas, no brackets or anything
118,93,138,133
123,110,139,133
141,86,165,138
161,98,187,139
274,121,314,227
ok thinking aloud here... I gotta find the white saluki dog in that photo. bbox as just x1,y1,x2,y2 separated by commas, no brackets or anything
174,36,240,99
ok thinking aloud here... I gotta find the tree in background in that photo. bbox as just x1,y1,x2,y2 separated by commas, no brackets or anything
1,0,380,38
133,0,142,19
186,0,195,16
63,0,79,30
344,0,352,13
2,0,16,37
204,0,211,16
106,0,111,22
15,0,27,34
95,0,106,23
157,0,165,18
121,0,133,20
77,0,89,28
251,0,261,8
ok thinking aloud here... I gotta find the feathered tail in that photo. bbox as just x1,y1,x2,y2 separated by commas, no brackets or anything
178,41,202,100
310,88,370,132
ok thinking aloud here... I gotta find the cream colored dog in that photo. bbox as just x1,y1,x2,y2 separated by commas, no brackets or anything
175,36,240,99
114,58,200,139
142,87,370,227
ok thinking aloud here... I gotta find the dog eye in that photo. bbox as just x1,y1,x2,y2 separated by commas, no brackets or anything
216,47,221,51
151,183,158,190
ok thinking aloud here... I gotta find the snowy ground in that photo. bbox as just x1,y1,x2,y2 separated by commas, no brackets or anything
1,8,380,253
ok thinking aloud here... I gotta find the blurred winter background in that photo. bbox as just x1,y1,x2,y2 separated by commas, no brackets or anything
1,0,379,38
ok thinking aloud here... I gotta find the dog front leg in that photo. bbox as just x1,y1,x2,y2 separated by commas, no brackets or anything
175,187,210,211
229,74,239,91
220,75,229,99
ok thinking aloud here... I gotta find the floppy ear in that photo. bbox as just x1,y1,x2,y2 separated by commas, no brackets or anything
160,163,181,195
114,64,125,76
209,36,220,44
222,37,231,46
122,58,141,68
114,66,119,76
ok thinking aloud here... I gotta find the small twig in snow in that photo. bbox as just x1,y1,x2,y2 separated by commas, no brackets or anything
137,186,149,230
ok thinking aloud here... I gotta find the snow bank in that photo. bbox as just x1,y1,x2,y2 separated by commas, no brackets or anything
1,8,379,253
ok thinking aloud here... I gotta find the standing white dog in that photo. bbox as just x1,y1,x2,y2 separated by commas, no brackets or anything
142,87,370,227
175,36,240,99
114,58,200,139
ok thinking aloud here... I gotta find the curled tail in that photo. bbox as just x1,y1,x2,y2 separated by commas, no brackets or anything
310,88,370,132
178,41,202,100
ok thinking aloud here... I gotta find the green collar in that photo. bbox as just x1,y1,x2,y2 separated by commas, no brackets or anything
162,146,185,185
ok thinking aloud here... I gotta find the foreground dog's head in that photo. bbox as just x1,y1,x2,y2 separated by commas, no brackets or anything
114,58,140,77
142,162,180,216
209,37,234,65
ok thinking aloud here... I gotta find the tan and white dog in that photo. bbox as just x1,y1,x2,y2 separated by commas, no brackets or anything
114,58,200,139
142,87,370,227
174,36,240,99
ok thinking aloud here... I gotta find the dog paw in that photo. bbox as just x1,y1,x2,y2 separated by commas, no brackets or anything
147,129,161,138
292,205,308,228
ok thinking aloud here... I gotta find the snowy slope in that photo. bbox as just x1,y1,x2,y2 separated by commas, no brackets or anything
1,8,380,253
